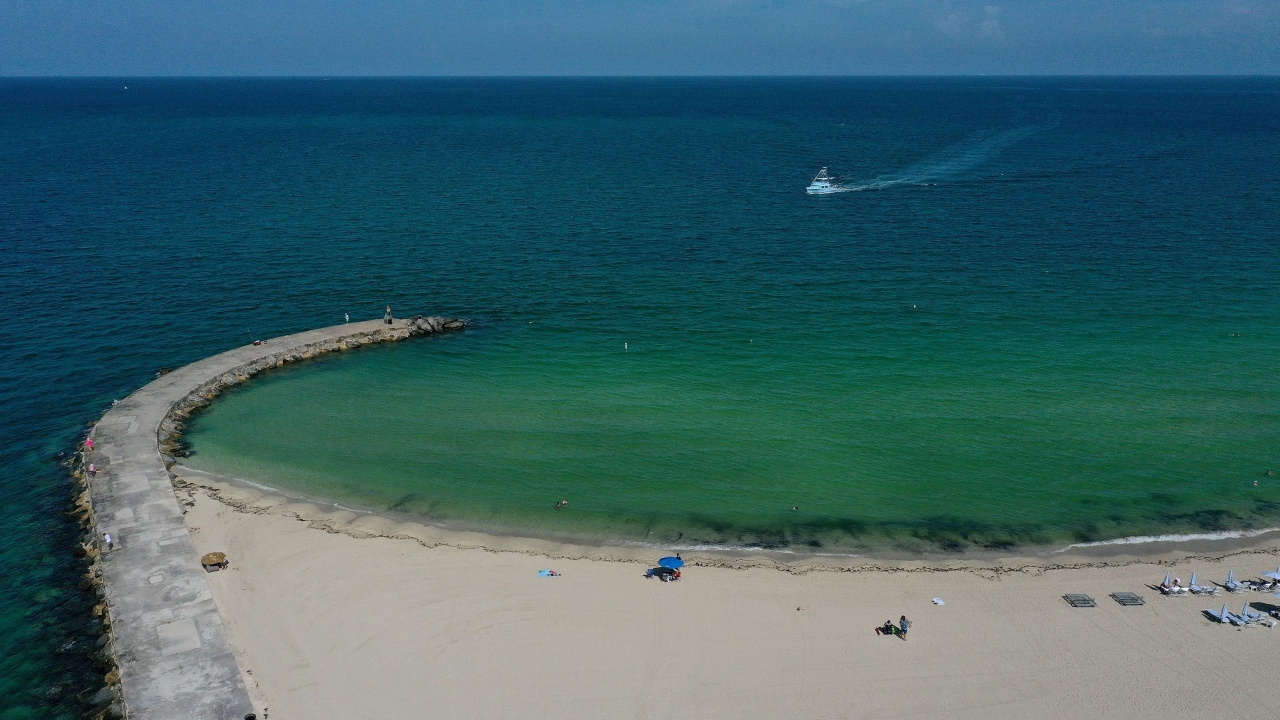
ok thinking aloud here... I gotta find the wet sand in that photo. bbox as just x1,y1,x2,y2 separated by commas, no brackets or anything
179,470,1280,720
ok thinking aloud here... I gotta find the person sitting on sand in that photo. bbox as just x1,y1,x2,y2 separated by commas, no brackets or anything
876,620,895,636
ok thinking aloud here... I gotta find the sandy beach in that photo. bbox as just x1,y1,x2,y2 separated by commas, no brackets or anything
170,470,1280,720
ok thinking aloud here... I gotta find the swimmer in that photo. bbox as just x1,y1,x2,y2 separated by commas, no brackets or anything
555,499,569,509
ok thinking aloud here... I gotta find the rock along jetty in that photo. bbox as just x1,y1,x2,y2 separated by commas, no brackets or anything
80,315,465,719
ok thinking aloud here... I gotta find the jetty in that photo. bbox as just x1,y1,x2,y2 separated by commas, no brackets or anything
82,315,465,719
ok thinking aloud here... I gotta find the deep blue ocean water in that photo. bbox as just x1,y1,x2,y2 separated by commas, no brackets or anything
2,77,1279,717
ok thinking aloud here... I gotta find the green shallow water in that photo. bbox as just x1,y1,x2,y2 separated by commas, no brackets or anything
184,320,1280,553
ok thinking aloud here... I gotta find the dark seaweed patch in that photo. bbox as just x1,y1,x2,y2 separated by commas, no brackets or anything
1159,508,1241,532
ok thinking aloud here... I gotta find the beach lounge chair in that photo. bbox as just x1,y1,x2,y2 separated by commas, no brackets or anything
1064,594,1096,608
1204,603,1233,623
1239,601,1263,622
1188,573,1217,595
1223,570,1244,593
1110,592,1145,606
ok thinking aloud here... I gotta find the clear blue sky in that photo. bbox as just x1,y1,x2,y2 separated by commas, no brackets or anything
3,0,1277,76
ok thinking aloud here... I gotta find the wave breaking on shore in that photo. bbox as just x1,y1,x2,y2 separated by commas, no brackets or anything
1055,527,1280,553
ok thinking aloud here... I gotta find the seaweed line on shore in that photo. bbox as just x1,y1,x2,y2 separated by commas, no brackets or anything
180,471,1280,581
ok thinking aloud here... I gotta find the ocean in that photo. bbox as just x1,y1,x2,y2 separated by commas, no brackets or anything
2,77,1279,716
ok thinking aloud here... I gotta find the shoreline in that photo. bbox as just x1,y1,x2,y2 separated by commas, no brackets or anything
174,464,1280,573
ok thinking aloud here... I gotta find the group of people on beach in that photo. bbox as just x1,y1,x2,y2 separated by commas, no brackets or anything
875,615,911,640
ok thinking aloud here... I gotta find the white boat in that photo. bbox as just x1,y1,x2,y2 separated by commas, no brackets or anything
806,167,837,194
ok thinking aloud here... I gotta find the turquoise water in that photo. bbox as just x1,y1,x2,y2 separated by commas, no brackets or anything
187,319,1280,551
3,78,1280,715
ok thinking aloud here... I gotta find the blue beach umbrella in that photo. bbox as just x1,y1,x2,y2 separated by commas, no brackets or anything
658,556,684,569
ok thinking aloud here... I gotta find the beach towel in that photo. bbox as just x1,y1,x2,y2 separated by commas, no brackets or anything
537,569,559,577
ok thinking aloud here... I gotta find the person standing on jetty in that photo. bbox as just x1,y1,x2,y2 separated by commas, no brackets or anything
384,305,393,324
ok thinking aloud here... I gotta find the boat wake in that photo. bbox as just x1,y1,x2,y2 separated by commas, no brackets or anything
834,124,1048,193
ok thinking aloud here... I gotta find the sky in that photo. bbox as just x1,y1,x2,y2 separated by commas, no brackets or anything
2,0,1278,76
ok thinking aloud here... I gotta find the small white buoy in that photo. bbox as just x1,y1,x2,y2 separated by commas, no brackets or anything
913,305,917,309
624,342,628,351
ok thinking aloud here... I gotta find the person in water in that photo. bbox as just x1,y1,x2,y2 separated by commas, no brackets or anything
555,499,569,509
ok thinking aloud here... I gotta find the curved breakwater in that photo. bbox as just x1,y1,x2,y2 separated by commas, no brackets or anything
69,310,1280,720
77,315,465,720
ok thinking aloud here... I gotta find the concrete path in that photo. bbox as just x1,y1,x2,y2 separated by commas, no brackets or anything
87,318,459,719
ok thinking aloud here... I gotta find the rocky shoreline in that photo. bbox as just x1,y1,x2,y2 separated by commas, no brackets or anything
75,315,465,720
157,315,465,461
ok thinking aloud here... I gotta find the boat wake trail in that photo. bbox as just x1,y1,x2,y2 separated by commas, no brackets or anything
835,124,1047,193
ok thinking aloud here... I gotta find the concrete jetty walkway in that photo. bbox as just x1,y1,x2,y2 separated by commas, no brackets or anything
87,316,464,719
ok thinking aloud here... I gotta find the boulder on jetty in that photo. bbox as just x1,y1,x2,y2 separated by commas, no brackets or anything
407,315,467,333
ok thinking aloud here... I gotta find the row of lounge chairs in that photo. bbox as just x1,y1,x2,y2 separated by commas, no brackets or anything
1203,600,1279,628
1158,566,1280,596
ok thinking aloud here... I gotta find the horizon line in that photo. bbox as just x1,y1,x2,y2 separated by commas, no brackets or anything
4,73,1280,80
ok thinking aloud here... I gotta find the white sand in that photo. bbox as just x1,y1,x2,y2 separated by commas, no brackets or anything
179,474,1280,720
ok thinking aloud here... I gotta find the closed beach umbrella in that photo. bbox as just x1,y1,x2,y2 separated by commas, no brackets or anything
201,552,227,566
658,556,684,569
